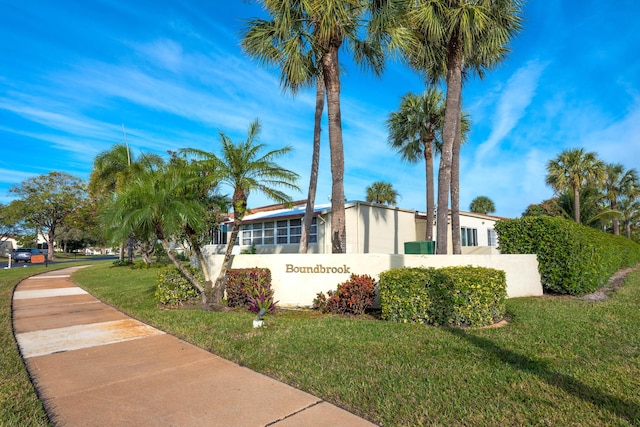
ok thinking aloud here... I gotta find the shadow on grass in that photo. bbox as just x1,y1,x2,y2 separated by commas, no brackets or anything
445,327,640,424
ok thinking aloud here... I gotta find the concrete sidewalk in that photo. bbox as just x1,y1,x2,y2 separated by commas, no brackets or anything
12,267,377,426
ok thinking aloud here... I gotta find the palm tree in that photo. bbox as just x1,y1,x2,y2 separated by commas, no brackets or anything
387,87,444,241
89,143,163,261
103,165,209,303
242,6,323,254
619,195,640,239
366,181,399,205
469,196,495,215
244,0,386,253
546,148,604,224
182,119,300,304
602,163,639,235
403,0,523,254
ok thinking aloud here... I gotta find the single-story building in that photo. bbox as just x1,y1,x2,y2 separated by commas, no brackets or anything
207,200,505,255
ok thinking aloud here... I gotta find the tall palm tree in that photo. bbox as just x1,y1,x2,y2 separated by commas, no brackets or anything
103,165,209,303
244,0,386,253
546,148,604,224
469,195,495,215
387,87,444,241
403,0,523,254
182,119,300,303
242,7,323,254
602,163,639,235
366,181,399,205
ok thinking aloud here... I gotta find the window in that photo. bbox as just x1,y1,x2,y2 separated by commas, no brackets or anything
460,227,478,246
241,218,317,245
487,229,497,247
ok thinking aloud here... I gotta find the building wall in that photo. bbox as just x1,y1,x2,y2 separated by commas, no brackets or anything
201,252,542,307
345,203,417,254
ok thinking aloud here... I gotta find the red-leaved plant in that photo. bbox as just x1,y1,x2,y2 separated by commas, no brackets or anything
313,274,376,315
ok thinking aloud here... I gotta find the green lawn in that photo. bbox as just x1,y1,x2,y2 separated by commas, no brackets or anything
71,263,640,426
3,262,639,425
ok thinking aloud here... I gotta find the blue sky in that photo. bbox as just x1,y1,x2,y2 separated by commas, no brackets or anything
1,1,639,218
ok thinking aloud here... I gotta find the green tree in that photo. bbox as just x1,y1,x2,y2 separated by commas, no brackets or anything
182,119,300,303
469,196,495,215
402,0,523,254
522,198,563,218
387,87,444,240
602,163,639,235
619,194,640,240
0,203,23,246
366,181,399,205
9,172,86,260
546,148,604,224
89,143,163,260
242,4,324,254
243,0,386,254
103,163,210,303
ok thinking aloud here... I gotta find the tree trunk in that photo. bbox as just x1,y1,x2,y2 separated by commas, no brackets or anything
612,200,620,235
47,227,55,260
212,191,247,304
300,76,324,253
185,223,213,295
573,185,580,223
212,217,241,303
436,33,463,255
423,136,435,242
322,44,346,253
451,106,462,255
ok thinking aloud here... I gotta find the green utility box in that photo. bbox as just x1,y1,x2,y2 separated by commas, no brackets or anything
404,241,435,254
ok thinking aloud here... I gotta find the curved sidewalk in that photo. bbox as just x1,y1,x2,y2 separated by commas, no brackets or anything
13,267,376,426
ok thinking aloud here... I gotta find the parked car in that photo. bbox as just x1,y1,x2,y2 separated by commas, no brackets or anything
12,248,42,263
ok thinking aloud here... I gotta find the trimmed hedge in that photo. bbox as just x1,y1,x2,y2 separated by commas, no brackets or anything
225,268,273,309
495,216,640,295
155,266,203,306
379,266,506,327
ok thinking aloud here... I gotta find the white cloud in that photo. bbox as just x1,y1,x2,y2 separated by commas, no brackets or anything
475,60,547,160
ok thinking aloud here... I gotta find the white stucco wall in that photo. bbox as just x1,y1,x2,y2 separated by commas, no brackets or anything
201,252,542,307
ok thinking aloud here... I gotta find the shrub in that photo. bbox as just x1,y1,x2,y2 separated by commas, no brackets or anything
379,266,506,327
112,259,134,267
495,216,640,295
155,266,203,307
378,268,435,324
313,274,376,315
225,268,273,309
429,266,506,327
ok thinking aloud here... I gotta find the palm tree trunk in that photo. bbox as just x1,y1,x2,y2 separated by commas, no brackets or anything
184,223,213,293
573,185,581,223
323,45,346,254
612,200,620,235
423,137,434,241
213,217,242,303
300,77,324,253
436,34,463,255
451,106,462,255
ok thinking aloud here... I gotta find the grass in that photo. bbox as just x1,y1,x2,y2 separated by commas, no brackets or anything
0,261,97,426
69,263,640,426
2,261,638,425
